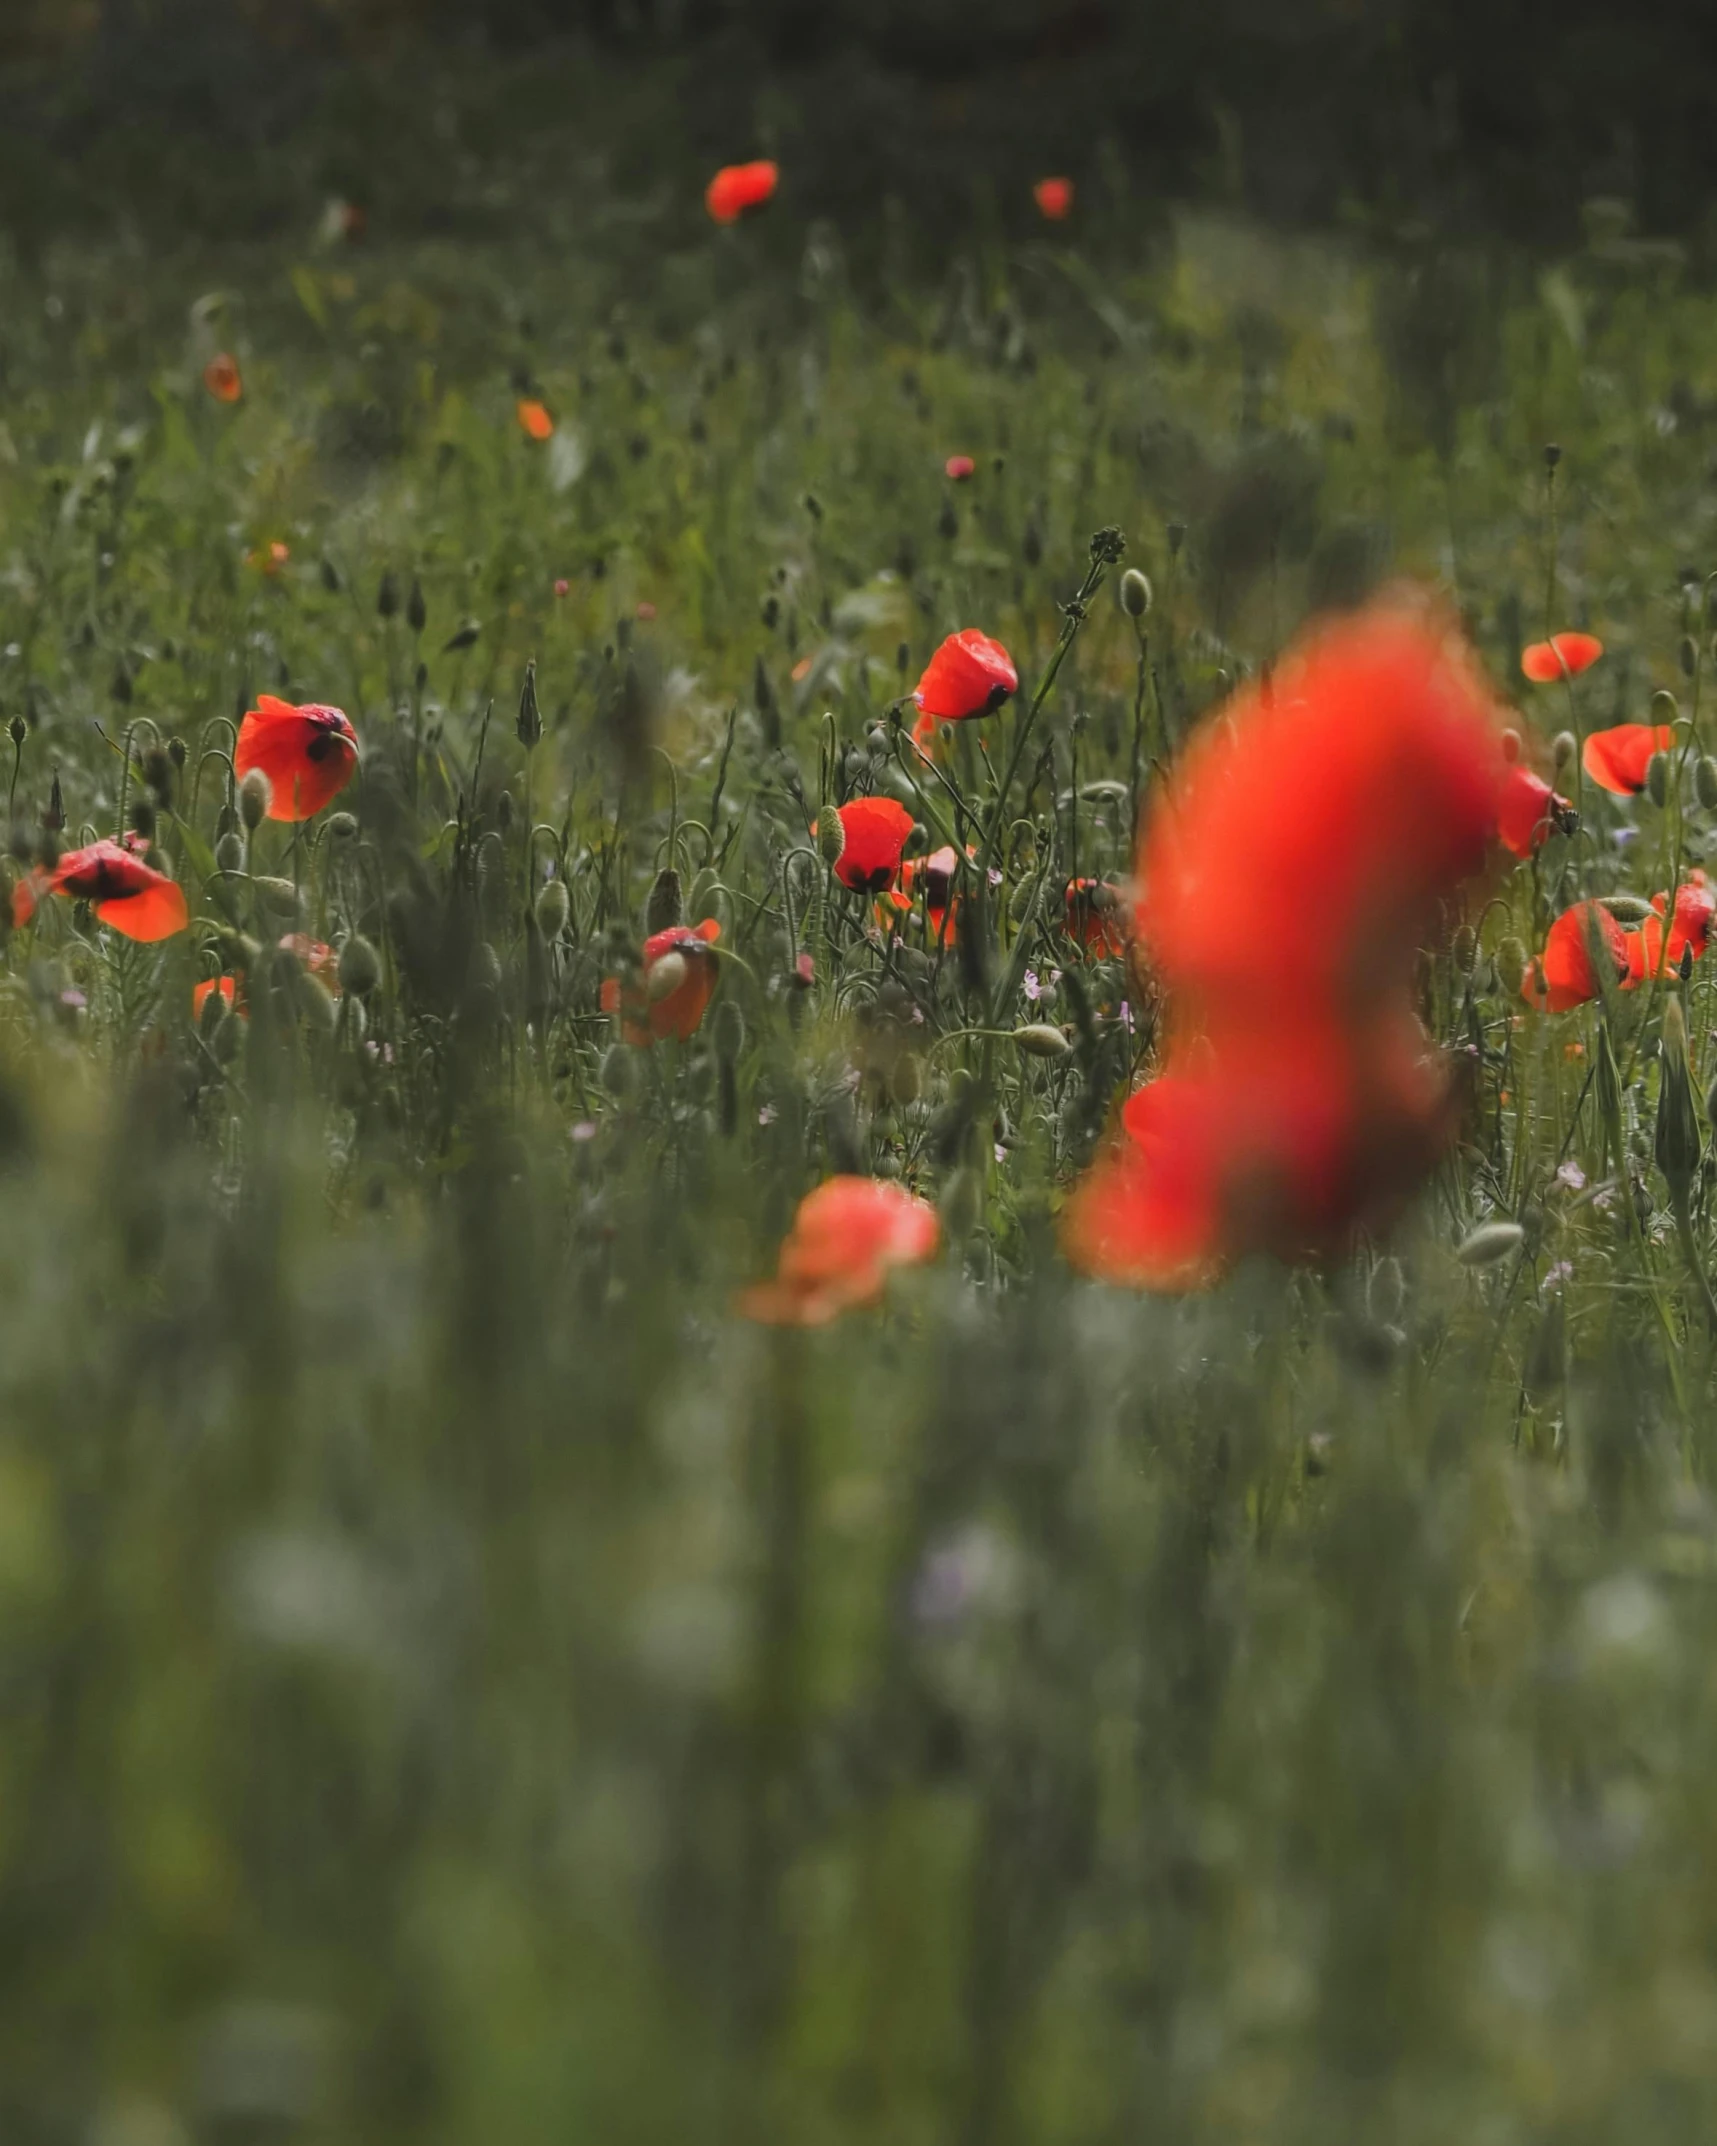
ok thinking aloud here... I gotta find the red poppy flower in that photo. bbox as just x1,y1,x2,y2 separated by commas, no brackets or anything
900,843,966,943
1033,177,1075,221
203,353,242,404
1521,900,1630,1012
944,454,976,482
705,160,778,225
1622,870,1717,985
1064,878,1130,957
739,1175,941,1325
235,694,359,821
912,630,1018,723
517,398,554,441
1496,762,1575,859
193,975,239,1019
600,918,721,1045
31,840,189,942
1582,721,1675,796
819,796,915,894
247,540,290,576
1521,632,1603,683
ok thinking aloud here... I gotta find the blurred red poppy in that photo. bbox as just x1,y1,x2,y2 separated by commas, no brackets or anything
1064,877,1129,957
1622,870,1717,985
913,630,1018,722
944,454,976,482
1521,631,1602,683
601,918,721,1044
203,353,242,404
819,796,915,894
1582,721,1674,796
1034,177,1075,221
517,398,555,441
235,694,359,821
740,1175,940,1324
1496,762,1575,858
1521,901,1629,1012
706,160,778,224
247,540,290,576
24,839,189,942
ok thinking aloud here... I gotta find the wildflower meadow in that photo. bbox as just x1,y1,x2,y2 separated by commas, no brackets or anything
11,17,1717,2142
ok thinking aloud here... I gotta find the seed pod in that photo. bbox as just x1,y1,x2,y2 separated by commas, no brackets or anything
1457,1220,1525,1265
1551,729,1577,774
645,950,688,1003
1647,751,1671,807
535,878,570,941
215,831,246,874
337,933,381,997
646,866,683,933
238,767,272,830
1495,935,1527,998
1013,1022,1072,1057
1119,567,1153,618
1697,756,1717,811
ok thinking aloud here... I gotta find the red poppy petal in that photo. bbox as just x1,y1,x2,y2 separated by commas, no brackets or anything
1521,632,1603,682
97,879,188,943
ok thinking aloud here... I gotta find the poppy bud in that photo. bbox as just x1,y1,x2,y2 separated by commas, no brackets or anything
338,933,381,997
6,717,23,749
646,867,683,933
408,576,427,634
238,767,273,830
601,1044,636,1099
320,557,342,594
215,832,246,873
516,658,542,751
1495,935,1527,998
296,971,337,1034
1647,751,1671,807
535,879,570,941
325,810,359,844
1601,893,1654,922
43,770,63,833
1551,729,1577,774
1457,1220,1525,1265
127,798,156,843
1452,923,1476,974
1544,443,1561,470
1682,634,1699,678
142,746,173,802
1014,1022,1072,1057
1698,757,1717,811
252,876,301,924
1119,568,1153,618
817,808,845,872
712,1000,745,1065
1499,728,1521,764
377,569,400,619
1656,994,1703,1198
495,790,515,835
645,950,688,1004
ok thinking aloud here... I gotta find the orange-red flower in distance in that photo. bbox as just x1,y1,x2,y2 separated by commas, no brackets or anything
1034,177,1074,221
35,840,188,942
913,629,1018,723
1521,900,1629,1012
1521,631,1603,683
1623,870,1717,985
740,1175,940,1325
1496,762,1576,859
1064,877,1129,958
821,796,915,894
517,398,555,441
944,454,976,482
600,918,721,1045
1582,721,1675,797
705,160,778,225
203,353,242,403
247,540,290,576
235,694,359,821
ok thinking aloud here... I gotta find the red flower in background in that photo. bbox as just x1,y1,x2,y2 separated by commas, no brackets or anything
601,918,722,1045
705,160,778,224
1033,177,1074,221
944,454,976,482
517,398,555,441
1582,721,1674,797
913,630,1018,722
1064,877,1130,958
1623,870,1717,985
821,796,915,894
1521,901,1629,1012
235,695,359,821
740,1176,941,1325
1521,631,1603,683
203,353,242,404
1496,762,1575,859
18,840,189,943
901,843,965,944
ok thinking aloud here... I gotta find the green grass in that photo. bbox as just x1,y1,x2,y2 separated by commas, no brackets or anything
9,168,1717,2145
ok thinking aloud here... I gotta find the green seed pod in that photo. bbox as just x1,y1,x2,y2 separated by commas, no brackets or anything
238,768,272,830
601,1044,636,1100
1495,935,1528,999
325,810,360,844
215,831,246,874
1647,751,1671,807
1014,1022,1072,1057
1119,567,1153,618
1451,923,1476,975
1551,729,1577,775
646,867,683,933
337,933,381,997
711,999,745,1065
1697,756,1717,812
535,878,570,941
1457,1220,1526,1266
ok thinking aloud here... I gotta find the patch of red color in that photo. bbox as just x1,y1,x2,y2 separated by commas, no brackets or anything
820,797,915,895
601,917,721,1045
35,840,189,942
1521,901,1630,1012
203,354,242,403
235,694,359,821
1033,177,1075,221
1521,632,1603,683
1582,721,1675,796
705,161,779,225
912,630,1018,722
739,1175,941,1324
1496,762,1575,858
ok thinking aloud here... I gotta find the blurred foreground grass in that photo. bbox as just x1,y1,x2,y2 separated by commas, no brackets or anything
8,169,1717,2146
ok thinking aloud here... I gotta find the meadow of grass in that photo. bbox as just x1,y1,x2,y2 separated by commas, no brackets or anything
10,140,1717,2144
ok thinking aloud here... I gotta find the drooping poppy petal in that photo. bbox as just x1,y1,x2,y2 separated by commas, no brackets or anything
898,843,965,944
705,160,779,225
1581,721,1674,796
604,918,721,1045
1033,177,1075,221
517,398,554,441
234,694,359,821
1521,900,1630,1012
944,454,976,482
912,630,1018,722
203,353,242,404
739,1175,940,1324
1064,878,1130,957
1496,763,1575,859
1521,632,1603,683
821,797,915,894
47,840,188,943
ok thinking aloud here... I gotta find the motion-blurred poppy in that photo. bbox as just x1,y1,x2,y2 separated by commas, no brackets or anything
1496,762,1576,858
913,629,1018,722
235,694,359,821
944,454,976,482
1622,870,1717,985
740,1175,941,1325
1034,177,1075,221
23,839,189,942
705,160,778,225
601,918,721,1045
1521,632,1602,683
517,399,555,441
819,796,915,894
1064,877,1129,957
1521,900,1629,1012
1582,721,1675,796
203,353,242,404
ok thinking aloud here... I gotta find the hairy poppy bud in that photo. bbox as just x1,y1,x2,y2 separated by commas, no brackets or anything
198,982,231,1041
1495,935,1527,998
142,746,173,803
818,807,845,872
1451,923,1476,974
168,736,187,771
1550,729,1577,775
1457,1220,1525,1265
407,576,426,634
215,831,246,874
602,1043,636,1099
1119,568,1153,618
495,790,515,835
646,867,683,933
1682,634,1699,678
1647,751,1671,807
6,717,24,749
252,876,301,923
1656,994,1703,1198
535,879,570,941
238,767,273,830
645,950,688,1003
1697,756,1717,812
1499,728,1522,764
377,569,400,619
1601,893,1654,922
516,658,542,751
325,810,359,844
1014,1022,1072,1057
296,971,337,1034
338,933,381,997
127,797,156,843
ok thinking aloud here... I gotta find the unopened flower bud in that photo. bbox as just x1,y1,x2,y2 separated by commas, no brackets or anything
1013,1022,1072,1057
645,950,688,1003
712,999,745,1064
325,809,359,844
535,878,570,940
1457,1220,1525,1265
817,808,845,872
238,767,272,830
1697,756,1717,812
337,933,381,997
1647,752,1671,807
6,716,24,749
1682,634,1699,678
1451,923,1476,974
296,971,337,1034
516,658,542,750
646,866,683,933
1551,729,1577,775
167,735,186,770
1499,727,1522,764
1119,567,1153,618
601,1042,637,1099
1495,935,1527,998
215,831,247,873
127,797,156,843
